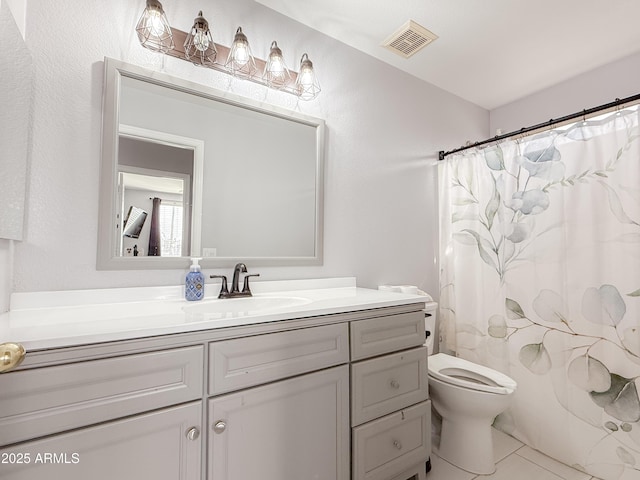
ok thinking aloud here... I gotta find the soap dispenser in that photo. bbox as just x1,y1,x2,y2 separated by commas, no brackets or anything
185,258,205,301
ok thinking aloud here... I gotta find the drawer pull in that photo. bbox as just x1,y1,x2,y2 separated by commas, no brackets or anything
390,379,400,389
213,420,227,434
393,440,403,450
0,343,26,373
186,427,200,441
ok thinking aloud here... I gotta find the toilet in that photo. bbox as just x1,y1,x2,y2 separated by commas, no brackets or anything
428,352,517,474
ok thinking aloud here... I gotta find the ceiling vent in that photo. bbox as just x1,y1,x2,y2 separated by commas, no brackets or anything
382,20,438,58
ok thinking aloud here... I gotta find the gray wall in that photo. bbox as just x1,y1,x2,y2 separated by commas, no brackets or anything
6,0,639,309
0,1,31,242
119,137,194,176
8,0,486,300
0,0,29,312
5,0,640,307
490,51,640,134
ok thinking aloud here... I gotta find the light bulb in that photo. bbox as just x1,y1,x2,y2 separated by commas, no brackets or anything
233,43,249,66
298,66,314,86
193,30,210,52
148,11,166,36
270,58,285,75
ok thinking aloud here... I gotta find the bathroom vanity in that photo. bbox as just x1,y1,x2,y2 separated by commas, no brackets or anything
0,278,431,480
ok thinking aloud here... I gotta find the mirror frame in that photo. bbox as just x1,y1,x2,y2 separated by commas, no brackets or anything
98,57,325,270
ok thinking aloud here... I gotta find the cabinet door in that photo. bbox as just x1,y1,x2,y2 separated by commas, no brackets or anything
208,365,349,480
0,402,202,480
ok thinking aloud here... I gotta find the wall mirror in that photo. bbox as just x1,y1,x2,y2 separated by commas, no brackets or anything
98,57,325,269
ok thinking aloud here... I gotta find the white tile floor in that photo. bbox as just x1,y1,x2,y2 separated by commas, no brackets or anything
427,428,600,480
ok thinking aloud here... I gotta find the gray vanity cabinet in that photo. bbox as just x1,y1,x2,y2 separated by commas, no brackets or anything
0,303,428,480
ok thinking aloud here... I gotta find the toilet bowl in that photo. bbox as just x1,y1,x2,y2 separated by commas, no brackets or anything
428,353,517,474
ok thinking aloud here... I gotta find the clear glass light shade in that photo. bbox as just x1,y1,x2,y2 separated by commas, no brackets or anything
225,27,257,77
263,41,291,90
295,54,321,100
136,0,174,53
184,11,217,67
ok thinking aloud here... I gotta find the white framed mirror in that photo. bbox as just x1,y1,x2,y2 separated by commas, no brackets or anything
98,57,325,269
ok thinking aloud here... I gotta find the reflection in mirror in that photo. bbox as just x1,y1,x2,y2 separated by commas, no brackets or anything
98,58,325,269
122,205,148,239
116,126,201,258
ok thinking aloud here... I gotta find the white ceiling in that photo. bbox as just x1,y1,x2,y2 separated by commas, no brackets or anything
122,172,184,195
255,0,640,110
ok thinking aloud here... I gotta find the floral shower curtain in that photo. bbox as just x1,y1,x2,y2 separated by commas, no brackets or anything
439,106,640,480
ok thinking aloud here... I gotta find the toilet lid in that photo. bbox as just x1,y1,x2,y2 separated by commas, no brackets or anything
428,353,517,395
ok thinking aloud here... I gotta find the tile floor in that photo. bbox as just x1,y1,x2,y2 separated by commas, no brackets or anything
427,428,600,480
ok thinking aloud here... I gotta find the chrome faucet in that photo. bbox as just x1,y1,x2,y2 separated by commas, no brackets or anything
210,263,260,299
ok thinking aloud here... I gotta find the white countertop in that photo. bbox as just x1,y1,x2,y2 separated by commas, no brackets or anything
0,278,432,351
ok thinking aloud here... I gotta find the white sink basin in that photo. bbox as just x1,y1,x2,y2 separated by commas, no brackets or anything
182,295,312,317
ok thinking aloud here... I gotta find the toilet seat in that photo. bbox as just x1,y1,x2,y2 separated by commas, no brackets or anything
428,353,517,395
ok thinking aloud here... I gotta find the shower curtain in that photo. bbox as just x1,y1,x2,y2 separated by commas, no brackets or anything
439,106,640,480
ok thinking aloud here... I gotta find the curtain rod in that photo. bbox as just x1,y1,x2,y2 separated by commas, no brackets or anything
438,92,640,161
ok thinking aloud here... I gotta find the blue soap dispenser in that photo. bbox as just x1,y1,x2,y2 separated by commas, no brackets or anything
185,257,205,301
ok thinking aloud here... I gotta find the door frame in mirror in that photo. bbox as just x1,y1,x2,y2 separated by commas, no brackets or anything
118,124,204,257
98,57,325,270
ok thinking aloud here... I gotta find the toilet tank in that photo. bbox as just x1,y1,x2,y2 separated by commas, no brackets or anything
424,302,437,355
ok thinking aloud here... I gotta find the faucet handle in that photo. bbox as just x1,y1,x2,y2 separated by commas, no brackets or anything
210,275,229,298
241,274,260,295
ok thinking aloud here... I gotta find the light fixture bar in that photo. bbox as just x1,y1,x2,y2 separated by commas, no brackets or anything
149,26,312,98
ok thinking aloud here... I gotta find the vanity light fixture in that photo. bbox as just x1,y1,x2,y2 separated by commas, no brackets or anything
263,41,291,90
295,53,321,101
224,27,258,77
183,11,217,67
134,1,320,100
136,0,174,53
225,27,257,78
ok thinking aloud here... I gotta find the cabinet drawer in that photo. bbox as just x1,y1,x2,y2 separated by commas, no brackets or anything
352,400,431,480
0,346,203,446
209,323,349,395
350,311,425,361
351,347,428,426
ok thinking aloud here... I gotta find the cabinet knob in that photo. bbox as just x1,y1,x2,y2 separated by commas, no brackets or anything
186,427,200,441
0,343,26,373
390,379,400,389
213,420,227,434
393,440,402,450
